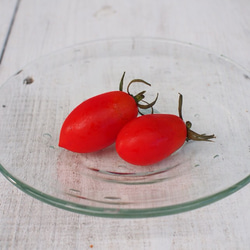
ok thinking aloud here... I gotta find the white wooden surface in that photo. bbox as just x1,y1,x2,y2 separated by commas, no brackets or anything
0,0,18,63
0,0,249,249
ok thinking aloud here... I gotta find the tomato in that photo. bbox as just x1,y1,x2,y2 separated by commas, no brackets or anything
116,114,186,165
116,94,215,166
59,73,158,153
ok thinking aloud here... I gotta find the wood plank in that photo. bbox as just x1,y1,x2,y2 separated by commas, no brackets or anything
1,0,250,84
0,0,19,63
0,0,250,249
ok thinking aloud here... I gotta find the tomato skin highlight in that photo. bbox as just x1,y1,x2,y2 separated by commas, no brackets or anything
59,91,138,153
116,114,187,166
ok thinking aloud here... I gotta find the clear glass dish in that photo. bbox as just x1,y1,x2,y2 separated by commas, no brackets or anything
0,38,249,218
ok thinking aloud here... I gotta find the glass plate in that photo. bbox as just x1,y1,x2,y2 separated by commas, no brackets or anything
0,38,249,218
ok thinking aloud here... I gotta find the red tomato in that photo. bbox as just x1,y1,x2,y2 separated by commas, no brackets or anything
59,73,158,153
116,93,215,166
59,91,138,153
116,114,187,166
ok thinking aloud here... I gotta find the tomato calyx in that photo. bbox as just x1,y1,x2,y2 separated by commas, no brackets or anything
178,93,216,142
119,72,159,114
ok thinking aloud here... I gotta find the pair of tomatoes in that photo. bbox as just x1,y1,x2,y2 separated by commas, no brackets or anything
59,73,215,166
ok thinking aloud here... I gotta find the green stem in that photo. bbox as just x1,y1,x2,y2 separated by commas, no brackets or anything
119,72,159,113
178,93,215,142
119,72,126,91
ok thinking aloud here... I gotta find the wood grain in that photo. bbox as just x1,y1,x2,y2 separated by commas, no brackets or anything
0,0,19,63
0,0,249,249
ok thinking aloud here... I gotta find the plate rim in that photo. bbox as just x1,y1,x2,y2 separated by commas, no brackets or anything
0,37,249,218
1,163,249,218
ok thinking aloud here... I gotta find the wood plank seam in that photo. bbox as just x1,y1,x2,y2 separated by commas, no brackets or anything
0,0,21,64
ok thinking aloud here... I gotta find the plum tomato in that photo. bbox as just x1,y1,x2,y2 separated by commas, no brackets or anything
116,94,215,166
59,72,158,153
